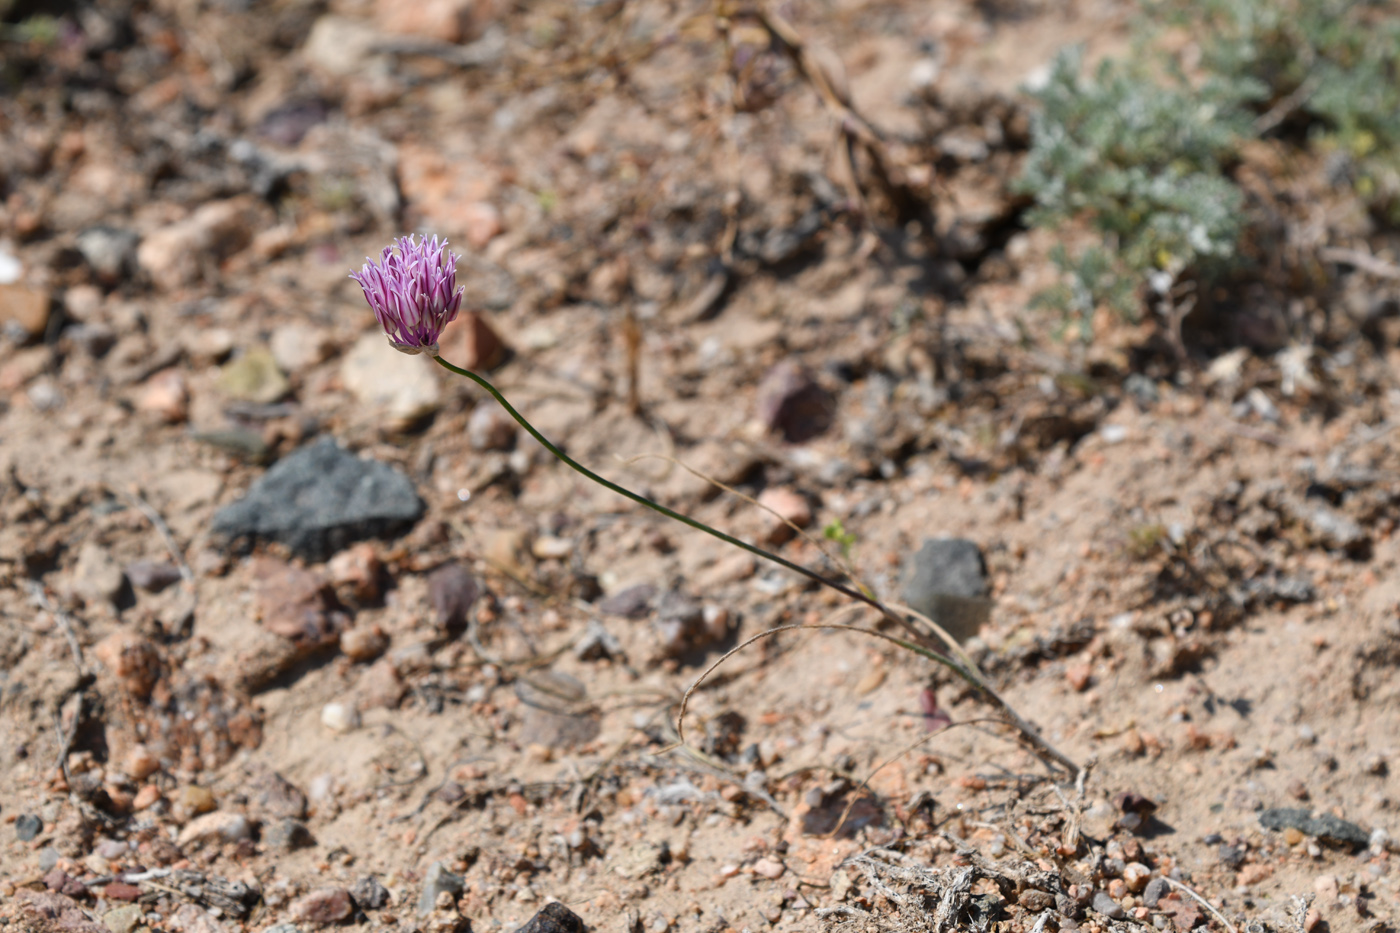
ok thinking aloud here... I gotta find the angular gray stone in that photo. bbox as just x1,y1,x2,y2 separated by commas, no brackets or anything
212,437,424,561
351,876,390,911
1091,891,1125,920
900,538,992,644
1259,807,1369,848
417,861,464,916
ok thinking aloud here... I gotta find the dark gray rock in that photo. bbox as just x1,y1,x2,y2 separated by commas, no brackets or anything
263,818,315,852
900,538,992,643
417,861,464,916
518,902,584,933
1259,807,1369,848
352,876,390,911
428,564,479,632
15,813,41,842
1142,876,1169,908
1091,891,1125,920
211,437,424,561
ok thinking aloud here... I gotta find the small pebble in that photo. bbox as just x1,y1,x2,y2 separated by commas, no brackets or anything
178,784,216,815
321,702,360,733
15,814,42,842
1092,891,1126,920
177,811,251,847
124,560,183,594
751,857,785,880
291,887,354,925
1122,863,1152,893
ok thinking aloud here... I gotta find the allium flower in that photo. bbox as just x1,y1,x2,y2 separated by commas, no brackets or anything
350,234,464,356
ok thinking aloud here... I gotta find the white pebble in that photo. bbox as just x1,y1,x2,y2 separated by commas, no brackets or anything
320,702,360,734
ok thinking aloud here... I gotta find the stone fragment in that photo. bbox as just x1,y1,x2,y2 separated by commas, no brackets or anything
1259,807,1369,847
341,332,442,429
340,624,389,662
251,771,307,820
177,811,252,848
270,322,331,374
440,311,507,371
124,560,183,593
137,199,259,291
16,890,108,933
303,15,382,76
376,0,492,42
754,361,834,443
183,327,236,364
253,559,345,648
212,437,424,561
517,902,585,933
750,857,784,879
138,368,189,422
1017,890,1055,912
352,875,391,910
899,538,991,644
599,583,655,619
75,226,138,282
0,283,51,340
122,744,161,780
218,348,290,404
104,904,144,933
0,346,50,390
321,701,360,733
357,658,406,710
15,813,42,841
756,486,810,544
177,784,217,816
428,563,479,632
417,861,464,916
166,903,231,933
291,887,354,926
264,818,316,853
1091,891,1126,920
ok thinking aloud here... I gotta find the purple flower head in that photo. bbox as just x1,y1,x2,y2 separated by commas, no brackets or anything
350,234,464,356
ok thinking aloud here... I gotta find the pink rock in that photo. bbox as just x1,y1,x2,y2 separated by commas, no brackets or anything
290,887,353,926
253,558,345,649
756,486,811,544
138,368,189,422
375,0,493,42
440,311,507,371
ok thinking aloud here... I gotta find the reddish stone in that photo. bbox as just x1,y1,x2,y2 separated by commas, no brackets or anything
440,311,507,371
104,882,142,901
290,886,353,925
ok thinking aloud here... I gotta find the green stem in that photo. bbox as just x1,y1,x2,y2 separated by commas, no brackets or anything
433,354,1081,779
435,355,880,611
